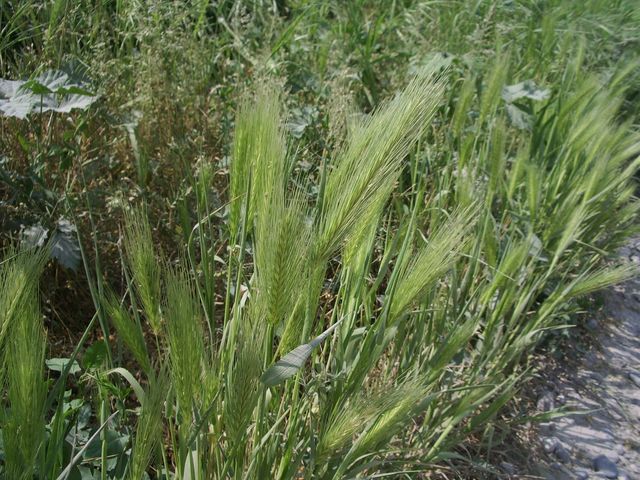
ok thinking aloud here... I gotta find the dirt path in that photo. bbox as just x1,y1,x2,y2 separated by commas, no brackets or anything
529,242,640,479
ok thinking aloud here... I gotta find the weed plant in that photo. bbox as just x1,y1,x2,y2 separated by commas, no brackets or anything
1,0,639,479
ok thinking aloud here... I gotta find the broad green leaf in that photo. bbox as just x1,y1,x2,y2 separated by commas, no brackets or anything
505,103,532,130
286,106,317,139
261,321,341,387
0,79,21,97
21,79,54,95
83,341,109,370
409,51,455,75
501,80,550,103
19,219,81,270
46,358,82,375
0,70,98,119
51,218,81,271
74,466,97,480
81,429,129,461
22,224,49,248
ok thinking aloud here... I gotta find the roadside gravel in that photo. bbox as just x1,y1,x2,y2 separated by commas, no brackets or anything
530,241,640,479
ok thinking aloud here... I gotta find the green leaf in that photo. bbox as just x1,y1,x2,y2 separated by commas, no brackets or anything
105,367,145,402
286,106,317,139
55,85,95,96
0,70,98,119
409,51,455,75
46,358,82,375
83,341,108,370
21,79,53,95
22,224,49,248
261,321,341,387
19,219,81,270
501,80,550,103
73,466,98,480
505,103,532,130
51,218,81,271
81,429,129,461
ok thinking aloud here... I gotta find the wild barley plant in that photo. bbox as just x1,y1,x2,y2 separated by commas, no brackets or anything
105,65,466,478
2,56,638,479
0,248,48,480
107,59,640,479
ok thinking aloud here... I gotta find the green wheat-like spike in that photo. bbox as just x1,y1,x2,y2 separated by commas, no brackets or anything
103,289,152,375
164,261,206,421
229,86,287,242
123,207,163,335
0,248,48,479
129,369,168,480
317,65,448,259
390,206,477,321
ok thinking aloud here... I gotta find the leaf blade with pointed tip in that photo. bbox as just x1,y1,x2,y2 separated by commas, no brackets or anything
260,321,341,387
46,358,82,375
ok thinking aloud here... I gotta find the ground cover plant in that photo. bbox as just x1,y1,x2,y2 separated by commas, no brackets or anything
1,0,639,478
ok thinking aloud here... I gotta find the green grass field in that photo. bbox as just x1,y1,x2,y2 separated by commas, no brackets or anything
1,1,639,478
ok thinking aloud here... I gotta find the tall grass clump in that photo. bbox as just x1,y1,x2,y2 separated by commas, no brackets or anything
99,58,638,478
0,248,48,479
1,51,638,479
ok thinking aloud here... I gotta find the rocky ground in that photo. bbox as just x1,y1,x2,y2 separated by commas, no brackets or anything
526,241,640,479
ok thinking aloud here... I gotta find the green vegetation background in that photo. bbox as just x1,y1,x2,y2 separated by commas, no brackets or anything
1,1,639,479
